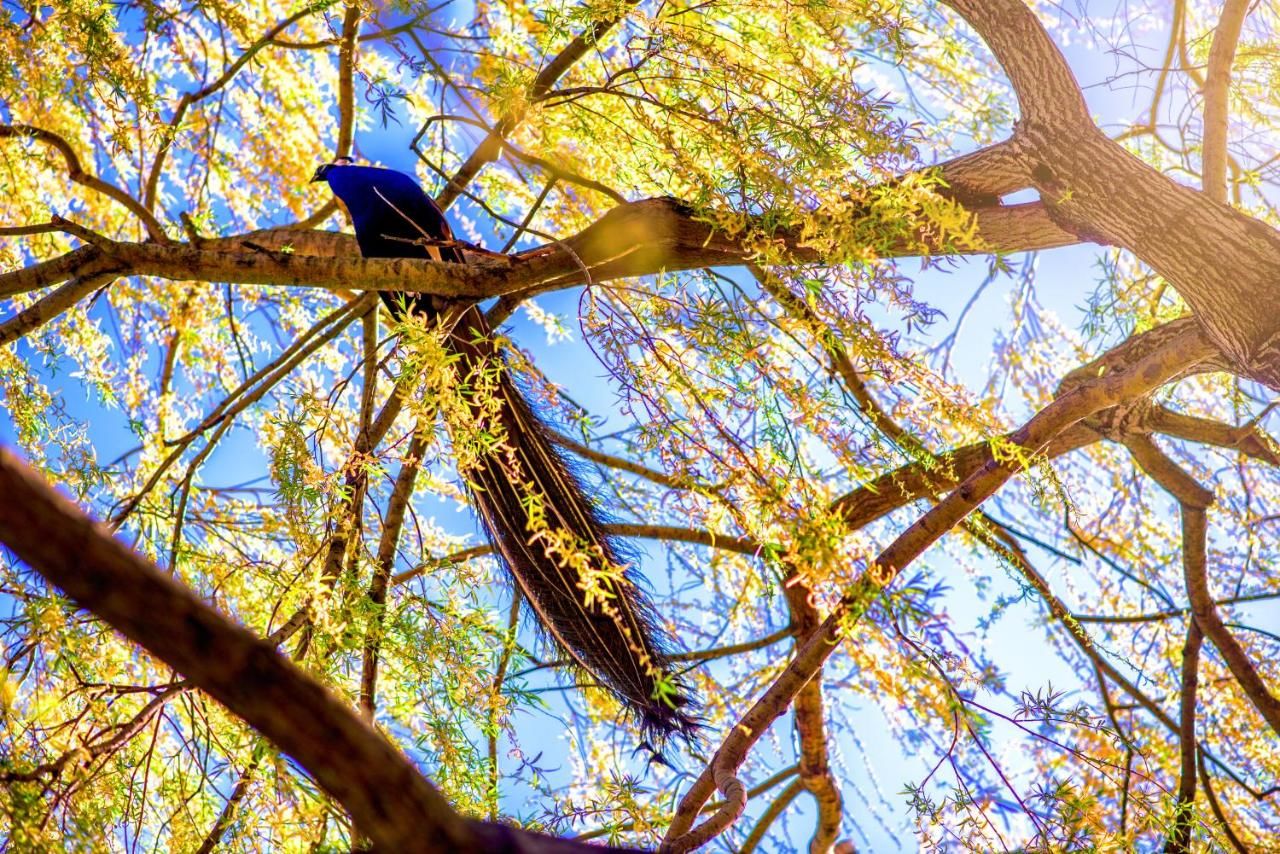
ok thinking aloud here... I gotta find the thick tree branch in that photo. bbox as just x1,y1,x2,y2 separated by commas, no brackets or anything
0,273,115,345
941,0,1280,388
1,194,1076,317
941,1,1089,128
0,446,635,853
0,445,472,850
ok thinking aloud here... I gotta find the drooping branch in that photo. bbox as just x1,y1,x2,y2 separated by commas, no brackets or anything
0,125,167,241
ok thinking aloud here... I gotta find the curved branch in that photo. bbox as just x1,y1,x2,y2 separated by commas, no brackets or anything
940,0,1090,128
434,1,642,209
0,125,167,241
0,445,472,850
1128,435,1280,735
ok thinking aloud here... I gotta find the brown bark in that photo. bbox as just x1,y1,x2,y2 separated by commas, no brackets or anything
0,194,1075,309
0,446,471,851
0,446,640,853
943,0,1280,388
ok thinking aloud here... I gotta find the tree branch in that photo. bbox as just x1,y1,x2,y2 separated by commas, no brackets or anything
1128,435,1280,735
0,446,635,853
941,0,1280,389
661,322,1216,850
1202,0,1251,203
142,7,320,212
434,1,642,209
335,2,362,160
0,273,116,345
0,126,167,241
0,445,472,850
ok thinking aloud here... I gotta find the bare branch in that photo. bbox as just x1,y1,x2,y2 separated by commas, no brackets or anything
142,7,321,211
434,1,643,209
1202,0,1251,203
0,273,115,346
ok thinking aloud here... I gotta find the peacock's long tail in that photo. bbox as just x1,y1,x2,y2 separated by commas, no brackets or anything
442,306,698,747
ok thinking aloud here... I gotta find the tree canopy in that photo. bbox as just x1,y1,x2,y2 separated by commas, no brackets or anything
1,0,1279,850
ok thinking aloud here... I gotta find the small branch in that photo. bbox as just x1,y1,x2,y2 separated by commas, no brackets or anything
0,273,116,346
738,778,804,854
433,0,643,209
1198,751,1250,854
1201,0,1251,203
550,431,695,491
194,753,261,854
675,625,795,663
142,7,319,211
1072,591,1280,625
487,594,522,821
269,377,412,646
336,2,362,160
0,126,167,241
360,431,428,719
1129,435,1280,735
1163,619,1203,854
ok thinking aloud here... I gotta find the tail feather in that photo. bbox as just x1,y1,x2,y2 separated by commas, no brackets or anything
443,307,698,747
